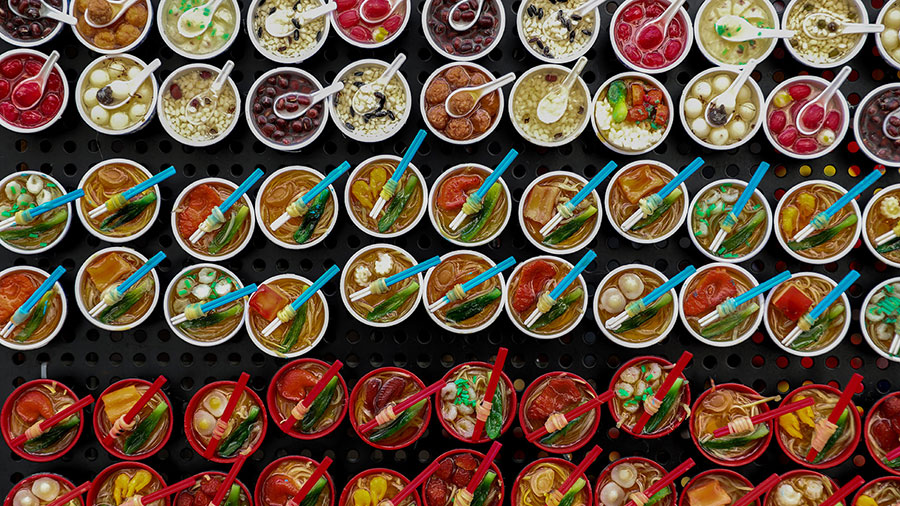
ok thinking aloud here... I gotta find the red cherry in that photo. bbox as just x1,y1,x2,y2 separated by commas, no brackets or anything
641,51,665,68
12,81,42,109
39,93,60,116
19,109,44,126
46,73,61,93
24,59,41,76
667,18,682,37
382,14,402,33
615,22,631,41
768,110,787,134
338,10,359,28
788,84,811,100
793,138,819,154
349,25,370,40
0,102,18,122
623,44,641,63
361,0,390,20
0,58,23,79
645,3,663,17
635,24,663,50
777,126,798,147
335,0,357,11
621,5,643,22
0,80,9,99
662,39,682,60
823,110,841,131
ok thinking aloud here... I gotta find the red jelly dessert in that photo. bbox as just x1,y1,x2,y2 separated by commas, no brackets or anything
249,71,324,148
333,0,406,45
0,51,64,131
426,0,501,58
766,78,845,158
612,0,689,72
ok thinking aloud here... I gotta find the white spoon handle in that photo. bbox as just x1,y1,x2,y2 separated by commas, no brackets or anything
479,72,516,95
815,65,851,105
300,2,336,21
37,50,60,83
757,27,795,38
127,58,160,95
44,6,77,24
659,0,686,25
560,56,587,91
376,53,407,86
573,0,603,17
310,82,344,103
210,60,234,94
842,22,885,34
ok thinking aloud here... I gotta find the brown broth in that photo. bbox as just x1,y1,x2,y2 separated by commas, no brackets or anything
343,472,415,506
515,462,587,506
506,258,584,336
777,183,856,260
0,269,63,345
692,387,768,462
261,460,330,506
94,467,163,506
596,268,673,344
855,481,900,506
190,385,263,455
247,277,326,355
423,453,501,506
168,266,244,344
596,460,671,506
690,182,768,259
439,364,511,440
97,382,169,456
349,160,423,235
763,474,834,506
0,173,66,250
274,361,345,435
80,250,155,326
866,187,900,264
682,266,758,342
426,253,501,329
80,162,157,238
8,383,78,457
766,276,845,352
682,474,752,506
343,247,419,323
522,174,599,250
259,169,336,245
174,181,252,257
521,374,595,449
777,388,856,465
354,370,425,447
431,166,508,244
608,164,684,241
612,360,688,435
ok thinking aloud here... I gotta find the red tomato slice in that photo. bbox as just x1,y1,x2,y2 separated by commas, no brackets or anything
682,268,738,316
262,475,299,505
0,273,38,323
15,390,54,423
772,285,813,321
512,260,556,313
176,184,222,239
276,368,318,402
437,175,482,211
248,284,289,321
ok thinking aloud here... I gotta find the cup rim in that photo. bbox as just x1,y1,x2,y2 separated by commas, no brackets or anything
0,0,68,48
589,72,674,155
256,455,336,506
434,360,517,442
330,58,412,143
863,391,900,475
508,65,592,147
518,371,600,453
505,255,587,339
678,262,763,348
87,462,168,506
762,75,850,160
514,1,600,63
851,476,900,506
419,61,504,145
593,263,677,349
858,276,900,363
0,378,85,462
74,246,160,331
780,0,869,69
156,62,242,147
603,160,689,244
422,250,506,334
74,53,159,136
4,473,78,506
343,155,427,239
256,166,339,249
0,171,72,255
593,456,667,506
512,458,594,506
347,366,431,450
162,263,247,347
68,0,154,54
678,67,765,151
0,265,67,351
0,49,69,134
862,183,900,268
75,158,160,243
427,162,512,247
92,377,174,460
266,358,349,440
245,67,330,151
607,355,691,438
339,243,423,327
677,468,755,506
339,469,422,506
691,0,779,69
854,83,900,168
876,1,900,71
156,0,241,60
688,383,772,467
685,178,773,264
518,171,601,255
608,0,693,74
328,0,411,49
763,271,851,357
420,0,505,62
170,177,257,261
762,470,837,505
422,449,505,506
183,379,268,463
244,273,330,358
246,0,330,63
771,179,860,265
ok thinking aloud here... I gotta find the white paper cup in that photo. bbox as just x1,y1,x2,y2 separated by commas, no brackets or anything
421,0,504,62
0,49,68,134
344,155,427,239
593,264,676,349
163,263,246,347
428,163,512,247
75,54,158,136
69,0,153,54
0,171,72,255
340,243,422,328
157,0,240,60
246,67,329,152
859,277,900,362
245,273,329,358
508,64,591,147
764,271,850,357
863,183,900,268
692,0,779,69
331,59,412,143
171,177,256,262
505,255,587,340
679,262,763,347
876,1,900,71
157,63,241,147
518,171,601,255
781,0,868,69
515,0,599,63
679,67,764,151
604,160,689,245
246,0,329,63
589,72,673,156
854,83,900,168
608,0,692,74
256,166,338,249
420,61,503,145
75,246,160,331
0,266,67,351
0,0,68,48
762,76,850,160
422,250,506,334
75,158,160,244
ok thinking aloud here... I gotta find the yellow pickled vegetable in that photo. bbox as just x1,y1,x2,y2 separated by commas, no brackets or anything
779,412,803,439
353,489,371,506
126,470,152,498
369,476,387,505
856,496,878,506
781,205,799,237
114,474,130,505
795,396,816,427
773,91,793,108
796,193,816,219
352,181,375,210
369,168,388,200
102,385,141,424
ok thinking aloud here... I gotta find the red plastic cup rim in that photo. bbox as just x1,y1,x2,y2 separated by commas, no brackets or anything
688,383,772,467
864,390,900,476
851,476,900,505
773,383,861,470
266,358,349,440
185,471,254,506
518,371,600,454
594,456,665,506
511,458,593,506
87,462,169,506
435,361,518,444
253,455,336,506
4,473,78,506
606,355,691,439
92,378,174,461
0,378,86,462
347,366,432,451
677,469,754,506
338,468,422,506
183,379,269,464
762,469,837,506
423,449,505,506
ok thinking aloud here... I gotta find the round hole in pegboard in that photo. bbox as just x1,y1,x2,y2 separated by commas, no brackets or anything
726,354,740,368
252,353,265,366
110,353,122,365
181,377,194,390
825,357,839,369
752,379,766,392
85,375,99,390
227,353,240,365
878,379,892,393
752,355,765,367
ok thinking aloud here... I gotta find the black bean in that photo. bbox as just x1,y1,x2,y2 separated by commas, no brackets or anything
345,122,355,130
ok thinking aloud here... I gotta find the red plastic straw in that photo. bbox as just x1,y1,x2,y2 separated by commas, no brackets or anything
819,476,865,506
732,474,779,506
10,395,94,446
526,391,614,442
285,457,333,506
553,445,601,500
806,373,863,462
102,375,167,446
279,361,343,432
622,459,694,506
208,455,247,506
359,379,443,434
205,372,250,459
465,442,502,495
472,348,508,440
631,352,693,434
712,397,814,438
46,482,91,506
384,459,442,506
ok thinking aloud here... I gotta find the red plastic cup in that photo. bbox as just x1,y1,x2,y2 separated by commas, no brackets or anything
338,469,422,506
348,366,432,450
762,470,837,506
267,358,349,440
607,356,691,439
87,462,169,506
435,361,517,444
773,383,861,469
254,456,335,506
851,476,900,506
184,379,268,463
1,378,86,462
93,378,174,461
511,458,593,506
180,471,253,506
689,383,772,467
678,469,754,506
4,473,78,506
519,371,600,454
594,457,666,506
422,449,505,506
864,391,900,476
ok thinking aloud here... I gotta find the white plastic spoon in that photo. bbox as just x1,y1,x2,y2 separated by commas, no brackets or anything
883,108,900,141
536,56,586,124
274,82,343,120
444,72,515,118
447,0,484,31
795,66,851,136
714,15,795,42
633,0,686,51
351,53,405,114
177,0,226,37
83,0,141,28
264,2,336,36
183,60,234,125
357,0,400,24
11,50,59,110
801,12,884,40
96,58,160,110
704,58,758,127
8,0,76,24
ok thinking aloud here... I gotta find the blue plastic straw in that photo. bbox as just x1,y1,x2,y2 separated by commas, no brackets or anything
389,130,427,182
290,265,341,311
549,250,596,300
118,251,166,295
14,265,65,317
656,157,704,199
820,169,882,220
301,161,351,206
732,270,791,307
385,256,442,286
200,283,258,313
729,162,770,222
641,265,696,306
567,161,618,208
220,168,264,212
21,189,84,220
807,270,859,320
473,150,518,201
460,256,516,292
123,166,175,200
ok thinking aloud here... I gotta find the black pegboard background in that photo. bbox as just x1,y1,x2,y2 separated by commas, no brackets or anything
3,0,900,501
